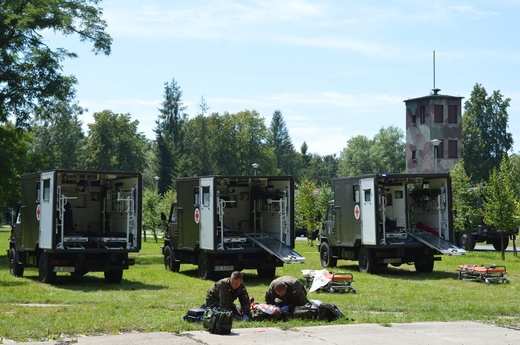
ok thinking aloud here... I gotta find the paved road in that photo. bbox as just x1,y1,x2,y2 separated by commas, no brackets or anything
9,321,520,345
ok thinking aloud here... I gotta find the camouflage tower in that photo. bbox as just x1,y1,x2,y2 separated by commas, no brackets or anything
404,88,463,173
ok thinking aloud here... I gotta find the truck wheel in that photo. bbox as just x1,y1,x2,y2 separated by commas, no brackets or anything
491,236,509,251
414,255,434,273
458,232,475,251
198,252,214,280
257,266,276,279
8,248,24,277
38,252,56,284
104,270,123,283
164,246,180,272
358,247,377,274
319,242,337,268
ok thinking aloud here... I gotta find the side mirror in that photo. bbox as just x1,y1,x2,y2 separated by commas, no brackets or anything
5,212,12,225
160,212,167,222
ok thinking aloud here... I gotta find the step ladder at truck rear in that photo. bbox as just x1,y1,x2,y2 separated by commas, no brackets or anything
245,233,306,264
408,230,466,255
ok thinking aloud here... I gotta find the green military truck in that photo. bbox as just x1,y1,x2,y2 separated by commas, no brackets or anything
319,173,465,274
7,170,142,284
161,175,305,280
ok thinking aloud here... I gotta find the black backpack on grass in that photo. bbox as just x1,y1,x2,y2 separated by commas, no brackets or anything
293,300,344,322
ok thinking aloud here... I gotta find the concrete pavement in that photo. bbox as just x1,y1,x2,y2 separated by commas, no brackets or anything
8,321,520,345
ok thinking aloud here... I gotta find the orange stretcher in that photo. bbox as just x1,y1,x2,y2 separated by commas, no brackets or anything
302,269,356,293
457,264,510,284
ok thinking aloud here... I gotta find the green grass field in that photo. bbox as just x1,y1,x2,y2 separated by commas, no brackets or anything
1,227,519,343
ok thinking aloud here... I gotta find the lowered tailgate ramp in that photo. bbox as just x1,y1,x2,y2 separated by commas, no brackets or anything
408,230,466,255
245,233,305,264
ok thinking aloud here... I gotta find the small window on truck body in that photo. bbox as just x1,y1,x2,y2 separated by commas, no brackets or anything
36,181,41,202
353,185,360,203
327,204,335,221
43,179,51,202
364,189,371,202
202,186,210,207
193,188,200,206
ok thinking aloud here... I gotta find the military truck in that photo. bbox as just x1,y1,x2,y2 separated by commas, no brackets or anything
7,170,142,284
319,173,465,274
161,175,305,280
455,186,518,251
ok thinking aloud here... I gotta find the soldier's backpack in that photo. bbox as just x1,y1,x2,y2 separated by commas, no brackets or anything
202,307,233,334
292,300,344,322
292,302,319,320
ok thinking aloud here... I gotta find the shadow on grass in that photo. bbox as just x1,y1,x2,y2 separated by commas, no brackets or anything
13,271,169,291
332,263,459,280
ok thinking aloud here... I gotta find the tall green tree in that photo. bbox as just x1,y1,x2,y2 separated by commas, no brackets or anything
462,84,513,183
185,96,213,175
155,78,187,192
268,110,296,175
0,123,33,212
338,135,373,176
0,0,112,127
338,126,405,176
84,110,147,171
371,126,405,173
295,178,320,246
450,159,480,247
305,154,338,186
482,156,520,259
30,100,86,170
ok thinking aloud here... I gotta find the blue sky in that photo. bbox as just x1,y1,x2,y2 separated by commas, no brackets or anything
49,0,520,156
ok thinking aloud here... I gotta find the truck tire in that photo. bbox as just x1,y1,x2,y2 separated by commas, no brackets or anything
319,242,337,268
458,232,475,251
257,266,276,279
197,251,215,280
104,270,123,283
491,236,509,251
8,248,24,277
358,247,377,274
164,246,180,272
38,252,56,284
414,254,434,273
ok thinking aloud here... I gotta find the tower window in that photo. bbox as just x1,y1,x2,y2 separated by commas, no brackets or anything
434,105,443,123
420,106,426,124
436,140,444,158
448,105,457,124
448,140,458,158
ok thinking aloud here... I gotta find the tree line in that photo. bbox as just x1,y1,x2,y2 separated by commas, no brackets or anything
1,1,519,251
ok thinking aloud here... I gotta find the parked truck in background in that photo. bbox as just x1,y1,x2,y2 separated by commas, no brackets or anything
319,173,465,274
455,186,518,251
161,175,305,280
7,170,142,284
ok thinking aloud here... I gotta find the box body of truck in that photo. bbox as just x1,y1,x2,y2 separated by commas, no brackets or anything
319,173,465,274
7,170,142,283
162,175,304,280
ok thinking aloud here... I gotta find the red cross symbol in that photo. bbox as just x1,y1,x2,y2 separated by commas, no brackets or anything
36,204,41,221
194,208,200,224
354,205,360,220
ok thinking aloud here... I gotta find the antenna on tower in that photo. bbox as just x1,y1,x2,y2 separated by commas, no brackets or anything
432,50,440,95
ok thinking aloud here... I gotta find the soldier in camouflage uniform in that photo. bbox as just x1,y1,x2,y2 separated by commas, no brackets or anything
205,271,251,321
265,276,309,313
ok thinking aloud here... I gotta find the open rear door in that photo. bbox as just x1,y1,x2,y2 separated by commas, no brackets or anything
245,233,305,263
408,231,466,255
